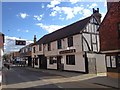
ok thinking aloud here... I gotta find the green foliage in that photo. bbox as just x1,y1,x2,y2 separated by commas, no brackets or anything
3,54,8,60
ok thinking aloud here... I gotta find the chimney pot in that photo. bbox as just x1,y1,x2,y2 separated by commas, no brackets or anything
93,8,95,13
97,8,99,13
34,35,36,43
92,8,101,23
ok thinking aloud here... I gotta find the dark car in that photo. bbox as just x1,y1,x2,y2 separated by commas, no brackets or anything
4,62,10,69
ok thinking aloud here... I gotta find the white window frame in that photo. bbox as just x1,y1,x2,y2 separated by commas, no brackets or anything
106,56,111,67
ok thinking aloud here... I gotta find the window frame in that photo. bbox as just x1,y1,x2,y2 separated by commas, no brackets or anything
105,55,117,68
67,36,73,47
39,44,42,51
35,58,38,65
66,55,75,65
49,57,54,64
49,57,57,64
33,47,35,53
57,39,62,49
48,43,51,51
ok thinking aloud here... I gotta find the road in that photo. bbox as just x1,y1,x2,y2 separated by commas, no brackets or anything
2,66,117,89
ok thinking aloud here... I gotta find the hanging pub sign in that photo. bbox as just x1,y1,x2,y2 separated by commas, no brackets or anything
59,49,76,54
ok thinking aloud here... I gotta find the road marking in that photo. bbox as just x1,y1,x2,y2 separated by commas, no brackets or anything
57,85,63,88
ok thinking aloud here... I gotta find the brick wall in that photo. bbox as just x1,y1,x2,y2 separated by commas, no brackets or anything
99,2,120,51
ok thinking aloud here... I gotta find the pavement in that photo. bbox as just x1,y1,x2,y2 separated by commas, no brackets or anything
26,66,119,89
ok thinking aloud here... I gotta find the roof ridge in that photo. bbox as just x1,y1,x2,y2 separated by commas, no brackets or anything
47,16,91,35
36,16,91,45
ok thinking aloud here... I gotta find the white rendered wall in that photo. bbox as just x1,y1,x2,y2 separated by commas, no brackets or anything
45,34,83,57
64,53,86,72
87,53,106,73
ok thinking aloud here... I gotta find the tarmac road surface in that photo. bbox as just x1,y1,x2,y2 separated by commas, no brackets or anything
2,66,118,90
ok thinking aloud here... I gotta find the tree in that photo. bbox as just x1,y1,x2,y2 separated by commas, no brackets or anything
2,54,8,62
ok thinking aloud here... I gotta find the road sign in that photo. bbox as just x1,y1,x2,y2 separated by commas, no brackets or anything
15,40,26,45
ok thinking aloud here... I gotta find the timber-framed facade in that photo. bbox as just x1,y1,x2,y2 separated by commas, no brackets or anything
31,8,106,74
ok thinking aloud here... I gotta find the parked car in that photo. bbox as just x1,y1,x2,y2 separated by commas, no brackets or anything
4,62,10,69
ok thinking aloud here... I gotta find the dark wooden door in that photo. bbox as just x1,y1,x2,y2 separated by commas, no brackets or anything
57,56,62,70
38,55,47,69
28,56,32,66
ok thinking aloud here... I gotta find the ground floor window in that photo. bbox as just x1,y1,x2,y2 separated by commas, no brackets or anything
118,55,120,67
106,56,116,68
49,57,57,64
66,55,75,65
35,58,38,65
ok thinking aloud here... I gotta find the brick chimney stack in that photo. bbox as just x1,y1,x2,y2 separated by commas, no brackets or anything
34,35,36,43
107,0,119,10
92,8,102,23
107,0,113,10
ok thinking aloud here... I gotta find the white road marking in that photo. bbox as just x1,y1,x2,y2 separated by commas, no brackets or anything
57,85,63,88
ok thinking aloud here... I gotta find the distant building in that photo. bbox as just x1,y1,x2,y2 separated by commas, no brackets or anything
4,51,20,63
11,51,20,63
19,43,34,67
99,1,120,78
32,8,106,74
32,35,47,69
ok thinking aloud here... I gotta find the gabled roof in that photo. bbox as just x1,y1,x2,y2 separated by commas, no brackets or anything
36,16,91,45
20,43,34,50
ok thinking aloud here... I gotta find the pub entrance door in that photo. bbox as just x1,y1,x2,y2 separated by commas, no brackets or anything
57,56,62,70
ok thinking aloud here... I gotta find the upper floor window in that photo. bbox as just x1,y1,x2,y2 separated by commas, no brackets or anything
28,47,31,51
39,44,42,51
68,36,73,47
27,48,29,52
33,47,35,53
26,48,28,52
23,49,25,53
29,47,32,51
48,43,51,51
57,40,62,49
22,49,23,53
118,23,120,39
